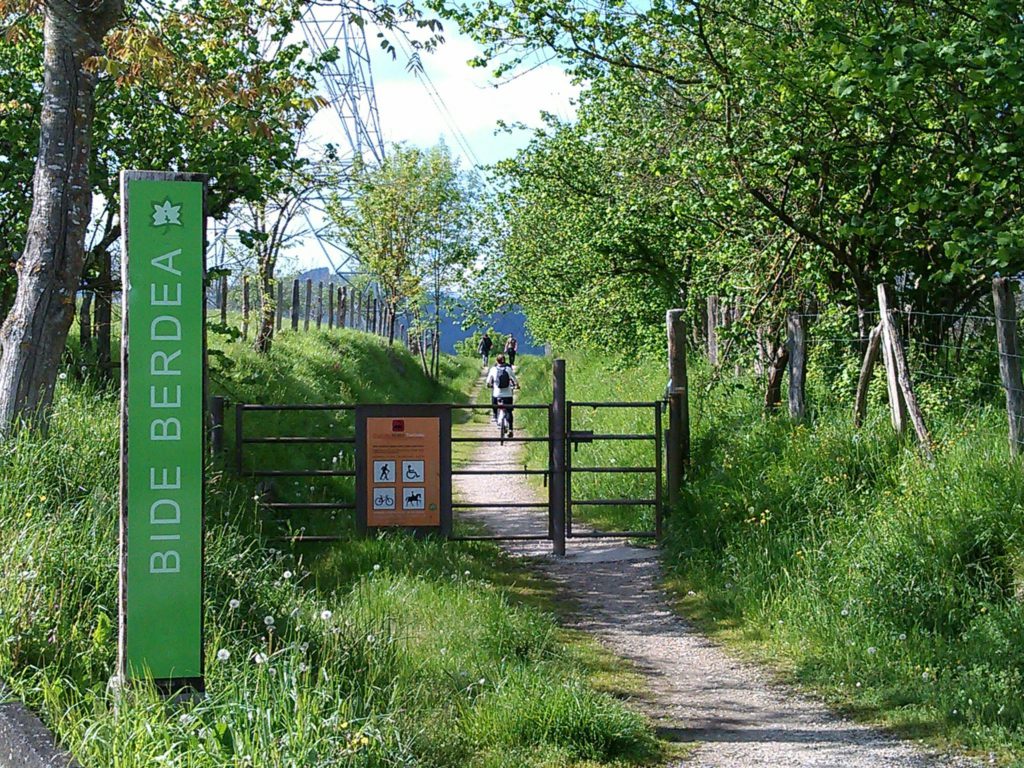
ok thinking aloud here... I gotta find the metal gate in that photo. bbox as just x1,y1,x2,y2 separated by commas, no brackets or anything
226,362,666,553
566,400,664,541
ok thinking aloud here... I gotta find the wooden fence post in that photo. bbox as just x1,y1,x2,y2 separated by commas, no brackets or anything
339,287,347,328
79,291,93,350
304,279,312,331
993,277,1024,456
219,277,227,325
336,286,343,328
276,281,284,331
707,296,719,366
291,279,300,330
327,283,334,329
316,282,323,329
667,309,691,513
878,283,932,457
241,276,249,341
853,323,883,427
786,311,806,422
878,286,908,433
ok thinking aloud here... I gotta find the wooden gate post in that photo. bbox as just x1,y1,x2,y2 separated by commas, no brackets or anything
666,309,690,510
327,284,334,329
550,359,567,557
993,277,1024,456
786,311,807,421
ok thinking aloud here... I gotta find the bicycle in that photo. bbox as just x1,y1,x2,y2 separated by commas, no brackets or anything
496,402,512,444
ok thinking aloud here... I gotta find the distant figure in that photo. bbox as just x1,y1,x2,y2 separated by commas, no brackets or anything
478,333,493,367
504,334,518,366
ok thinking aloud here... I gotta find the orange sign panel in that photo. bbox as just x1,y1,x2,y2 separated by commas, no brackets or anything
365,416,441,527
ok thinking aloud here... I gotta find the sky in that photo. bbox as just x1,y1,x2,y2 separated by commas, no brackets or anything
294,21,579,271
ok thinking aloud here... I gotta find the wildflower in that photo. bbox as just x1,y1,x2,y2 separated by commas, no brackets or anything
372,564,381,572
921,671,929,681
217,649,231,662
867,646,877,656
331,456,338,464
38,495,46,502
840,608,849,617
298,662,308,673
253,652,268,664
360,736,369,746
264,615,275,627
299,642,309,653
478,678,486,686
898,633,906,641
463,570,471,577
320,610,333,621
253,494,260,501
687,590,696,597
268,667,277,677
367,634,375,643
229,599,240,610
283,570,293,580
724,582,733,590
440,647,447,656
855,682,861,688
58,372,67,381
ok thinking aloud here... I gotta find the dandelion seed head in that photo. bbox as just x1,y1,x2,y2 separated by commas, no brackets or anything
216,648,230,662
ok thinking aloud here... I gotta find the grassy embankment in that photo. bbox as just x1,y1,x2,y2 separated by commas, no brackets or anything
516,350,1024,764
0,329,661,768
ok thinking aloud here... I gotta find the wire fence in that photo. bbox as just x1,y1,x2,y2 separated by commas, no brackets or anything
696,285,1024,456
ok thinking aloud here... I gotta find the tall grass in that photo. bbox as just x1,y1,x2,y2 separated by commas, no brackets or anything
0,333,657,767
519,349,1024,761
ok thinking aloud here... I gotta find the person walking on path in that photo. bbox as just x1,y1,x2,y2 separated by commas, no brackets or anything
478,333,493,367
486,354,519,434
504,334,518,366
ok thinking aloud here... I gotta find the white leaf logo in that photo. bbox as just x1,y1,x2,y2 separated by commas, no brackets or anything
152,199,182,227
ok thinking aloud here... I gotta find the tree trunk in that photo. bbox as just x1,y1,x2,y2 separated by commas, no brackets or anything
253,258,275,353
0,0,122,433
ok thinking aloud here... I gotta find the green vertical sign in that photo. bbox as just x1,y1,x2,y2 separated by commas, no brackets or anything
119,171,206,691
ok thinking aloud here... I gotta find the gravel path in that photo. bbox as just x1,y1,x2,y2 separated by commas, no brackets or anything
454,382,976,768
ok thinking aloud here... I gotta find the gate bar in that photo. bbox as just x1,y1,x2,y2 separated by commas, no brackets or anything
242,403,357,411
568,401,662,408
243,436,355,445
570,466,657,474
452,436,550,443
452,502,548,509
452,469,549,476
573,498,658,506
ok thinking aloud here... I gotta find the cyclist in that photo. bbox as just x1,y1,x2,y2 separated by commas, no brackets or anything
486,354,519,435
478,333,493,367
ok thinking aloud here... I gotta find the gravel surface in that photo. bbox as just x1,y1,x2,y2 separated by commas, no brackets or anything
454,387,978,768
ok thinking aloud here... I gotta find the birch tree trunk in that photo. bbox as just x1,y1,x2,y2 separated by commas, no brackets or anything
0,0,122,433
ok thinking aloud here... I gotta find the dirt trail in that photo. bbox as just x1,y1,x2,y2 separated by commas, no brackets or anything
454,378,976,768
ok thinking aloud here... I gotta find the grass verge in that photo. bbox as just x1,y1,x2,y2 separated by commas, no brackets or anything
519,349,1024,764
0,331,661,767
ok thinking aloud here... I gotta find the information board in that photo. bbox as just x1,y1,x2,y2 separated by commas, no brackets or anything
119,170,207,694
356,405,452,535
